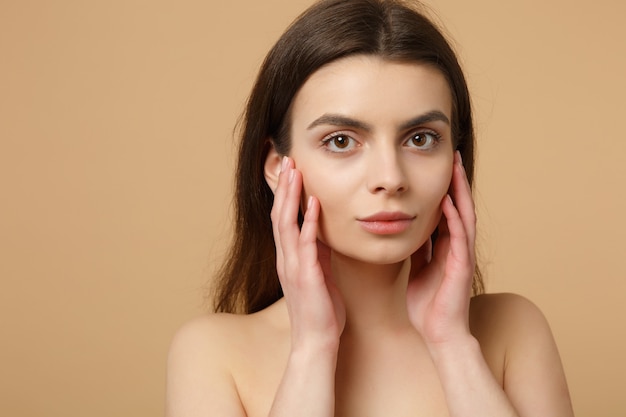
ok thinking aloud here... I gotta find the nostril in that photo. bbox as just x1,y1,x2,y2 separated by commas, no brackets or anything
367,160,409,194
373,184,406,194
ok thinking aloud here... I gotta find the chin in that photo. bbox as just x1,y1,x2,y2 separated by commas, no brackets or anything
327,237,425,265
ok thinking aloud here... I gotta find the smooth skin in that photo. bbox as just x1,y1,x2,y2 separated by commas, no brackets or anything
166,56,574,417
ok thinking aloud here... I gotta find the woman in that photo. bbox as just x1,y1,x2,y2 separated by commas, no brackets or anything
166,0,574,416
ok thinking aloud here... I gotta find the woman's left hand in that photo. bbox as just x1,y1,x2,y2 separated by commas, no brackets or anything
406,151,476,347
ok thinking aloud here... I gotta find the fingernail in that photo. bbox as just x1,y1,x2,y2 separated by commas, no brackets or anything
307,195,313,210
288,168,295,184
281,156,288,172
446,194,454,206
455,151,463,166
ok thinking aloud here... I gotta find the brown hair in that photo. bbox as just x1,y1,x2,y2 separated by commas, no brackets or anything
213,0,483,314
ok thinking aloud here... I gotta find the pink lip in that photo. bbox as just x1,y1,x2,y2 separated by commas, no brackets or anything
359,211,414,222
357,211,415,235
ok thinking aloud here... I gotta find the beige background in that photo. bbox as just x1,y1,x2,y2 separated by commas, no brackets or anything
1,0,624,415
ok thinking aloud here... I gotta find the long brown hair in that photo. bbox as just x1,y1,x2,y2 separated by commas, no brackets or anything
213,0,483,314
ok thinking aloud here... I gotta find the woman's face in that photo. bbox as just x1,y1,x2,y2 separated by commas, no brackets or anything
288,55,454,264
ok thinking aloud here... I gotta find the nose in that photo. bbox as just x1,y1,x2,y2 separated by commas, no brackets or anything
366,147,408,195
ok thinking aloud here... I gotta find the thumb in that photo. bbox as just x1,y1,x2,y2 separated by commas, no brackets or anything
317,239,333,280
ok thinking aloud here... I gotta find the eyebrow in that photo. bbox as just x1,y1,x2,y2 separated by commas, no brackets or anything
399,110,450,130
307,110,450,131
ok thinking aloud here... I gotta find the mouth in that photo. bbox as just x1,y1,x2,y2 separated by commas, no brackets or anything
357,211,415,235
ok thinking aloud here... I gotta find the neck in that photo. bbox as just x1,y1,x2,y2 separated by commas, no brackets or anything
331,251,412,337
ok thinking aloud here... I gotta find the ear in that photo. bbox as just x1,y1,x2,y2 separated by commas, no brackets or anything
264,142,282,193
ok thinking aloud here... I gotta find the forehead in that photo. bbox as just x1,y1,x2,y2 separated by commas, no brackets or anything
290,55,453,129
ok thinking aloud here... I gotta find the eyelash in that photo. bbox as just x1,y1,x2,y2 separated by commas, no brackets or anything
321,129,443,153
404,130,442,150
321,131,357,153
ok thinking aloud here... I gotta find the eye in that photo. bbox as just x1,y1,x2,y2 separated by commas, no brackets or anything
405,131,441,150
322,133,358,153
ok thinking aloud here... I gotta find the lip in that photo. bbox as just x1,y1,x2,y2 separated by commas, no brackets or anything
358,211,415,222
357,211,415,235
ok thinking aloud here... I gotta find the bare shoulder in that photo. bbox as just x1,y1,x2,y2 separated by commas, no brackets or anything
168,311,256,357
470,292,549,337
165,313,248,417
166,301,289,417
470,293,574,416
469,293,562,360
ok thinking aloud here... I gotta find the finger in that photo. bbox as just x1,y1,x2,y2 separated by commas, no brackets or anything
277,166,304,274
296,197,338,327
316,239,334,282
442,194,475,302
270,156,292,275
299,195,322,271
431,203,450,264
278,167,302,237
451,151,476,254
441,194,471,268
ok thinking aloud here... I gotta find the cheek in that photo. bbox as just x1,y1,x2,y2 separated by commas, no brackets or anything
298,167,353,244
297,158,349,205
300,172,344,217
418,164,454,226
433,167,453,200
415,159,453,196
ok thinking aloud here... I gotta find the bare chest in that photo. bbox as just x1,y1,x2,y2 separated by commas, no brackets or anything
233,334,451,417
333,336,450,417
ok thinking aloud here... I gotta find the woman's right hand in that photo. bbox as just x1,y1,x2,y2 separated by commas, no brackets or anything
271,156,346,352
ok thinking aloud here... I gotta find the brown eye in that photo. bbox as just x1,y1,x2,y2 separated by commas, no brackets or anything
333,135,350,148
406,131,440,150
411,133,429,147
323,133,357,153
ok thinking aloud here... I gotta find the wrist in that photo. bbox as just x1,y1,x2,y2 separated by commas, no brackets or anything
287,342,339,384
425,333,481,364
290,337,340,362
